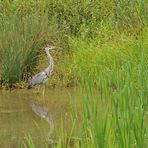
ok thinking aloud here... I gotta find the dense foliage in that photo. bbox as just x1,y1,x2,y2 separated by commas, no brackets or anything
0,0,147,87
0,1,147,147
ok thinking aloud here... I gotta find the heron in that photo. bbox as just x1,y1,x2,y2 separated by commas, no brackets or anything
27,45,59,90
31,103,54,143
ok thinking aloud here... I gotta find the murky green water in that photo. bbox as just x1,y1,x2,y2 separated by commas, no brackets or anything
0,88,80,147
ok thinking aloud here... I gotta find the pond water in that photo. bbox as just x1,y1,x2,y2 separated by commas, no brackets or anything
0,88,80,147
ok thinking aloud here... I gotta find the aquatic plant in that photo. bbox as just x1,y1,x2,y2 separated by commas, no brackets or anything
0,1,147,147
53,29,148,147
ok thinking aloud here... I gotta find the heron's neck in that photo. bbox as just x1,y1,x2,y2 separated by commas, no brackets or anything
45,50,54,76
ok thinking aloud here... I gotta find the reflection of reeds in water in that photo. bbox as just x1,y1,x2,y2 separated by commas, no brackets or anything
31,103,54,144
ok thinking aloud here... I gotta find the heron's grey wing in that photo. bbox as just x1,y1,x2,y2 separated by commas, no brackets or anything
28,71,48,88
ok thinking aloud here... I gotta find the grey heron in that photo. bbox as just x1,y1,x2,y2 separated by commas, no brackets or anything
27,45,58,89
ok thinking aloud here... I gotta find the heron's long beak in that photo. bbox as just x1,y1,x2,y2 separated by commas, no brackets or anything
47,45,57,49
45,45,62,50
50,46,62,50
52,46,57,49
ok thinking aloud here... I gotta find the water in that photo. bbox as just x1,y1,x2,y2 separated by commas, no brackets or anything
0,88,79,147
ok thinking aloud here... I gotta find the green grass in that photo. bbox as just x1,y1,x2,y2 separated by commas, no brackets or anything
0,14,60,87
0,0,147,87
61,30,147,147
23,31,148,147
59,30,147,147
0,0,148,147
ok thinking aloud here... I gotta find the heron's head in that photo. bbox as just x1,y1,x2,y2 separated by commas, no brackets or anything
45,45,57,51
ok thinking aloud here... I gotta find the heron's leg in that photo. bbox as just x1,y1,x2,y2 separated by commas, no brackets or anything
36,86,40,95
47,114,55,144
42,85,45,98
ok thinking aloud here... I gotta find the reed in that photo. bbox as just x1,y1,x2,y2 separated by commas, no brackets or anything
0,1,147,147
50,29,148,147
0,0,147,87
0,14,59,87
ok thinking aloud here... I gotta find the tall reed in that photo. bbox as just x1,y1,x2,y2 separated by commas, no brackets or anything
0,15,58,87
52,29,148,147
